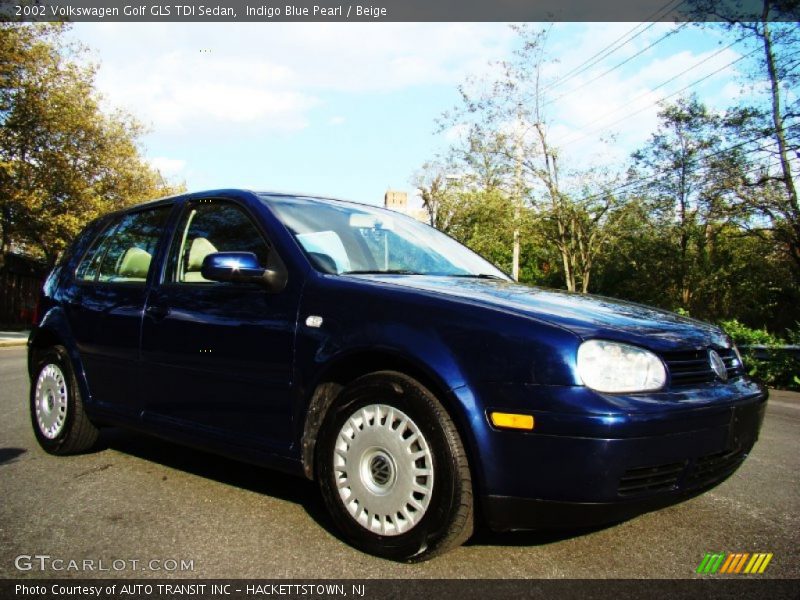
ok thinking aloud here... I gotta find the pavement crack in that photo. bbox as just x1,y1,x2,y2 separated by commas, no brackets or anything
75,463,114,478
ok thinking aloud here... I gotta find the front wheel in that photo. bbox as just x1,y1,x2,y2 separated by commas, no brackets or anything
30,346,99,455
316,371,473,561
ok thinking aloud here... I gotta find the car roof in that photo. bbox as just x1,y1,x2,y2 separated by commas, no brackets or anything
114,188,391,215
256,190,396,213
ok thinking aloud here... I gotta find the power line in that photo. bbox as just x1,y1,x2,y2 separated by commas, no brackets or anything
557,47,760,150
613,141,791,201
555,38,746,148
562,158,788,214
562,125,799,206
541,22,692,110
505,126,795,206
541,0,688,95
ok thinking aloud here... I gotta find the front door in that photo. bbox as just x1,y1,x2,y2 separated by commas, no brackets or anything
140,198,297,448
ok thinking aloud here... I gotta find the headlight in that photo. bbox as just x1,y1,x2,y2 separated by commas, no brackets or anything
577,340,666,393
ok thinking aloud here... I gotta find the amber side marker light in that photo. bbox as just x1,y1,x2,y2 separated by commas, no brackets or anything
490,412,535,431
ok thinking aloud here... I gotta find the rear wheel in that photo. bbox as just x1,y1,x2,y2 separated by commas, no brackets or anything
30,346,99,455
316,371,473,561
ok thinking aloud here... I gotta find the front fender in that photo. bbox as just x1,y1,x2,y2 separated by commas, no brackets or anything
293,317,473,476
290,274,578,488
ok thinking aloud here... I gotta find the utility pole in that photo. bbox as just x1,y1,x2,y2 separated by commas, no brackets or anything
512,103,524,281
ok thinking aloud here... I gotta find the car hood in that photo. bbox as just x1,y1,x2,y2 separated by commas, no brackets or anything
355,275,729,351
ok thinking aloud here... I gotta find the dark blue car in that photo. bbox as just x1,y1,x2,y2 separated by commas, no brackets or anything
28,189,767,561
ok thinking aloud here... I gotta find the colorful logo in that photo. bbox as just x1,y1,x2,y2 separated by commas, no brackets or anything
696,552,773,574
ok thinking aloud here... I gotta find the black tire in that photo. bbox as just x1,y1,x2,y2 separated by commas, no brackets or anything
30,345,99,455
316,371,473,561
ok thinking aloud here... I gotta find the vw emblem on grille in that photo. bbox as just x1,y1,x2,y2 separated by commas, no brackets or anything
709,349,728,381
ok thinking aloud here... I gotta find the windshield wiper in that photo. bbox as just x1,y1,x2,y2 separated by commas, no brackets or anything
342,269,424,275
342,270,506,279
448,273,507,280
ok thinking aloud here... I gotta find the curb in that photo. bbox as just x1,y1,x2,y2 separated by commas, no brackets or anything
769,389,800,402
0,339,27,347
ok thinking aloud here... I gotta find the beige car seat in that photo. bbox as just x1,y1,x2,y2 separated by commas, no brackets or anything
115,247,152,281
183,237,218,282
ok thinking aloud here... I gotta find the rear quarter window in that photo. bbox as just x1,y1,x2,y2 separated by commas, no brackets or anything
75,206,171,284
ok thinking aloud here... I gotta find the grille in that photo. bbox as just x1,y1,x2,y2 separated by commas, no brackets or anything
662,348,742,387
618,461,687,496
686,448,746,488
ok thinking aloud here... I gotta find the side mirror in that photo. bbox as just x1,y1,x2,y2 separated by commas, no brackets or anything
201,252,287,292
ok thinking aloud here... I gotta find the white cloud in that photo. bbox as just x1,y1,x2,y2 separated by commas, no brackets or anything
67,22,757,194
539,25,748,173
422,23,754,181
443,123,469,143
73,22,514,133
146,83,318,130
89,43,317,133
149,156,187,176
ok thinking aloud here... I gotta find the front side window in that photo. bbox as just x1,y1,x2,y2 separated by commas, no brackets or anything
168,201,271,284
75,206,170,283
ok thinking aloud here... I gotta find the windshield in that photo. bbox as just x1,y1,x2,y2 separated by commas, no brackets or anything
261,195,510,279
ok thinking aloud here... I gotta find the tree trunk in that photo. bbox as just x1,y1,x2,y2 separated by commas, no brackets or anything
762,4,799,218
512,196,520,281
581,265,591,294
1,205,10,255
761,10,800,279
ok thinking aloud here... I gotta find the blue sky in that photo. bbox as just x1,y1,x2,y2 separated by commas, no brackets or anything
69,22,765,207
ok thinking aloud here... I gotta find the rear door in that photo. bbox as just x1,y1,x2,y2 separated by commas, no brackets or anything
139,198,297,448
67,204,172,415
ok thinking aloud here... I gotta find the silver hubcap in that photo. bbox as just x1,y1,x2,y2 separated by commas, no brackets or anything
34,364,68,439
334,404,434,536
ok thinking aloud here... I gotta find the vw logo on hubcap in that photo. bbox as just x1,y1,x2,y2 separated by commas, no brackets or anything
709,349,728,381
369,454,393,487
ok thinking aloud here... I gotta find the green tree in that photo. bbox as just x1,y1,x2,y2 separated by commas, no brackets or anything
432,24,631,292
536,175,633,294
630,97,737,308
414,125,513,229
694,2,799,278
0,24,182,265
414,160,554,281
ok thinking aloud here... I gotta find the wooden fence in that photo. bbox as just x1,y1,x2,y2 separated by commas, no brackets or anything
0,253,47,327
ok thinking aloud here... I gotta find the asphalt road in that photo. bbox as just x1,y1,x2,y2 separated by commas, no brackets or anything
1,346,798,579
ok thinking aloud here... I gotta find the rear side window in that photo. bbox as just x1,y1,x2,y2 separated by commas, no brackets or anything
75,206,171,283
75,220,117,282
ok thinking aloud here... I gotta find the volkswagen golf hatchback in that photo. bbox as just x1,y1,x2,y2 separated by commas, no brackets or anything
28,189,767,561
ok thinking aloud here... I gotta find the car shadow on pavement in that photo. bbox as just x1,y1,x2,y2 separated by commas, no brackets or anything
0,447,27,466
95,427,340,539
96,427,615,551
466,524,614,548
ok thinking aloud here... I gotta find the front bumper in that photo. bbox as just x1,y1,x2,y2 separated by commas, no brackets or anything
458,379,767,531
482,437,758,531
484,478,730,532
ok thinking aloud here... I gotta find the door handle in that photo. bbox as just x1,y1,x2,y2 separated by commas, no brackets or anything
145,305,170,320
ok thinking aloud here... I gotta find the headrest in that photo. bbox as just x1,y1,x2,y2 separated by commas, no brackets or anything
187,237,218,270
117,247,152,279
